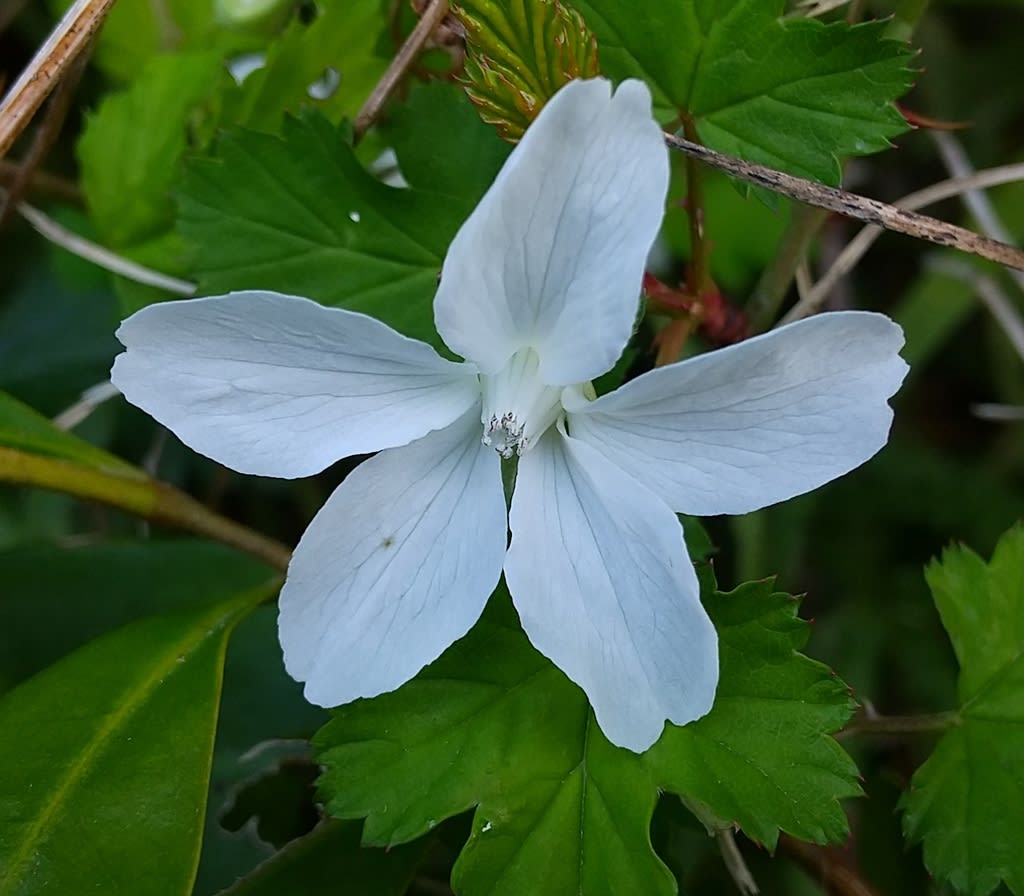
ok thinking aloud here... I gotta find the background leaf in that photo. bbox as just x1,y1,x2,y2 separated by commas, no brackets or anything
902,527,1024,896
315,566,857,896
0,578,276,896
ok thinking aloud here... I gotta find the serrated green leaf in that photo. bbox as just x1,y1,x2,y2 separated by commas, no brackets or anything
177,114,473,346
0,390,134,473
902,527,1024,896
453,0,600,140
0,579,276,896
315,569,857,895
78,51,225,249
573,0,913,184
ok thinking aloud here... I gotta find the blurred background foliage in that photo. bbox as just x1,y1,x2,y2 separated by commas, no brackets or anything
1,0,1022,893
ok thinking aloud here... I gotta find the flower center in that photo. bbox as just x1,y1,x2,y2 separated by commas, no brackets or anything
480,349,562,458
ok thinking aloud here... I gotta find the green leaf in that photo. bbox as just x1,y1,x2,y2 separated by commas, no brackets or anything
178,114,471,346
0,579,276,896
385,80,510,203
78,51,225,248
573,0,914,184
217,820,429,895
217,0,389,134
315,572,857,895
453,0,600,140
0,390,134,473
902,527,1024,896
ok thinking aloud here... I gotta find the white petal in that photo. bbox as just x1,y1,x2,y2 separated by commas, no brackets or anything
505,428,718,753
278,407,506,705
112,291,479,478
566,312,908,516
433,78,669,385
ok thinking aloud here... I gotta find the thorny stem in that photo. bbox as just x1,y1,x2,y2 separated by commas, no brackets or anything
353,0,450,143
0,447,292,572
837,709,958,740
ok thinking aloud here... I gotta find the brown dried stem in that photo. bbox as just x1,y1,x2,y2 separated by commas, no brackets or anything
662,132,1024,275
0,0,117,159
353,0,450,143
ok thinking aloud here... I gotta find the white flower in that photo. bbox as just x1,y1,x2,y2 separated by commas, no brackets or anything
110,78,908,753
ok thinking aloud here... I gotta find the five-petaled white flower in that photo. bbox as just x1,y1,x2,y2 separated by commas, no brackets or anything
111,78,907,752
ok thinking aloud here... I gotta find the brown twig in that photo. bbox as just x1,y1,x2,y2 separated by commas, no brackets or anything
780,835,879,896
0,159,83,203
0,44,88,228
663,132,1024,274
781,161,1024,323
0,0,116,160
353,0,450,142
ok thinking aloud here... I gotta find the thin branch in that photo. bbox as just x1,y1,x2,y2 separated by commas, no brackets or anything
972,403,1024,422
780,162,1024,323
353,0,449,142
0,158,83,203
718,828,759,895
10,194,197,295
931,130,1024,293
0,42,88,229
780,835,880,896
0,0,117,159
927,258,1024,363
836,710,958,740
663,133,1024,274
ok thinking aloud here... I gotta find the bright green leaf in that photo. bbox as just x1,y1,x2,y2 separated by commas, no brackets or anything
177,113,472,345
903,527,1024,896
0,580,276,896
217,0,389,134
0,390,134,473
217,819,429,895
315,569,858,895
78,51,225,248
573,0,913,184
453,0,600,140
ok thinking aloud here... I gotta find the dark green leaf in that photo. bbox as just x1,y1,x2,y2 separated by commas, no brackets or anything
903,527,1024,896
574,0,914,183
385,80,510,203
0,580,275,896
0,390,133,473
178,114,470,345
217,819,429,895
315,570,857,895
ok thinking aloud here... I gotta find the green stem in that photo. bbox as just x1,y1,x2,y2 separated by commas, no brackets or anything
0,447,292,571
747,205,828,333
838,710,958,739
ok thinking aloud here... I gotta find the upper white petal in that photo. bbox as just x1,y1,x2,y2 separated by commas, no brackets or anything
278,406,506,705
504,427,719,753
565,311,908,516
433,78,669,385
111,291,480,478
